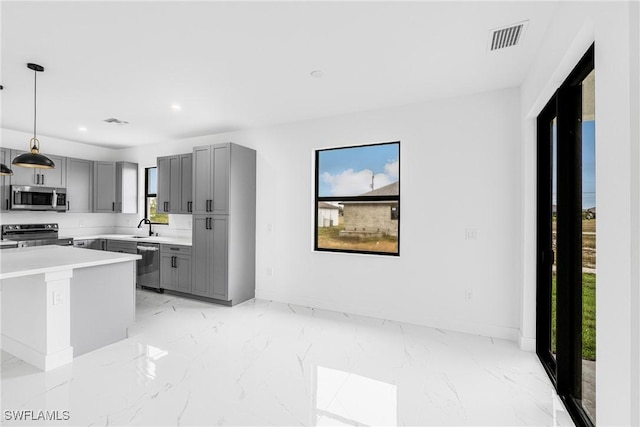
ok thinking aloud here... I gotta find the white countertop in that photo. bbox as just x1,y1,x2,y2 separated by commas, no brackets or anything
0,246,141,280
74,234,192,246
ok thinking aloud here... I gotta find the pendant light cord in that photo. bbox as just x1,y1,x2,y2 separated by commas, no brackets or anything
33,67,37,141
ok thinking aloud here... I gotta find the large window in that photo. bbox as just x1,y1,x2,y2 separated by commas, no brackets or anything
315,141,400,256
145,167,168,225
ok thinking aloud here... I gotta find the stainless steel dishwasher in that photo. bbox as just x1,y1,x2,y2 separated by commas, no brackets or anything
137,243,160,291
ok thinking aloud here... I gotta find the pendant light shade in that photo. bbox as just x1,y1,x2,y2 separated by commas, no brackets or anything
0,163,13,176
12,63,55,169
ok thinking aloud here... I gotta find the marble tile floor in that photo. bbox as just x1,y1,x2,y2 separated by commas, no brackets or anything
1,289,575,426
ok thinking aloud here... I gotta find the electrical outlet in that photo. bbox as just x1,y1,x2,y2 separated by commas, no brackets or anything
266,267,273,276
465,289,473,301
267,223,273,232
52,291,64,306
465,228,478,240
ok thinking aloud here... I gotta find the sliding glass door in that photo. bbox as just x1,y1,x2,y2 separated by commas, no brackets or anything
537,45,595,427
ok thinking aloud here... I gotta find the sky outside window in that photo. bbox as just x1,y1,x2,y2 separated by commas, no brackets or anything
318,143,399,197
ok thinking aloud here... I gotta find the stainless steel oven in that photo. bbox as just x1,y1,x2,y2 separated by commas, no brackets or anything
1,223,73,247
11,185,67,211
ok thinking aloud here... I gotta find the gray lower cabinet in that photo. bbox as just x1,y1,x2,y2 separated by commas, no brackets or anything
192,215,228,300
0,148,10,211
9,150,66,187
66,158,93,212
94,161,138,213
160,244,191,293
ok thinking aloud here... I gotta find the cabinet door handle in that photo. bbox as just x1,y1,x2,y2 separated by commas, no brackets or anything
102,241,106,250
187,201,192,213
41,174,45,185
35,173,39,185
67,201,70,211
172,256,177,268
5,199,8,210
112,202,115,211
164,201,169,212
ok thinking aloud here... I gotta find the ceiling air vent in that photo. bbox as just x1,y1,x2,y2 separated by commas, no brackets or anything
488,20,528,52
103,117,129,125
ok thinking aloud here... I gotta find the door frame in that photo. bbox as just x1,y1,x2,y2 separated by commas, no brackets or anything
536,44,594,427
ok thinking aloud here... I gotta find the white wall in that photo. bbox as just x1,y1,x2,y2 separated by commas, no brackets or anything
253,88,522,341
520,1,640,425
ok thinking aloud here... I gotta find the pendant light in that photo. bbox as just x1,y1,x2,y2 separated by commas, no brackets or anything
0,163,13,176
12,63,55,169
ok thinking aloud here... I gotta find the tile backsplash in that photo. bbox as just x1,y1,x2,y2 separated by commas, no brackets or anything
0,211,192,239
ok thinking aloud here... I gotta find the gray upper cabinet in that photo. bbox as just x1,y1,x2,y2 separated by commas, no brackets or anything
192,146,212,215
191,143,256,305
116,161,138,213
157,154,191,214
179,153,193,214
94,161,138,213
156,156,173,214
193,144,228,214
66,158,93,212
9,150,66,187
0,148,10,211
93,161,116,212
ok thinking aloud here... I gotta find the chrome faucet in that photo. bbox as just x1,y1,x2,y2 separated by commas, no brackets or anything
137,218,153,236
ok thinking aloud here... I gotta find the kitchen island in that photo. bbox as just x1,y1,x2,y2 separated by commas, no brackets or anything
0,245,140,371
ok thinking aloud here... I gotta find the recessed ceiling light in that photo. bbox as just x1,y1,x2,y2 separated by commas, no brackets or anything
171,104,182,111
78,126,87,132
310,70,324,79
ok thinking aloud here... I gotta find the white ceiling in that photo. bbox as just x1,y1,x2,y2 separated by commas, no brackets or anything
1,1,558,149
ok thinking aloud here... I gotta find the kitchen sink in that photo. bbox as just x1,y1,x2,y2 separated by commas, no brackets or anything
131,236,149,239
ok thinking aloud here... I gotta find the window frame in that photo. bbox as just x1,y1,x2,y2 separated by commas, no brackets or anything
314,141,400,256
144,166,168,225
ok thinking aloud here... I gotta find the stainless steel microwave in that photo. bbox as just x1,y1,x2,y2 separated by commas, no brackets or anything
11,185,67,211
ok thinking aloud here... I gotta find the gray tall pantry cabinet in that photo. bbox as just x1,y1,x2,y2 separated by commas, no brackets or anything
192,143,256,305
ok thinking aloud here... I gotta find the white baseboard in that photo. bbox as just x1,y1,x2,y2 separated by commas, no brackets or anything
255,289,520,342
518,333,536,352
1,334,73,371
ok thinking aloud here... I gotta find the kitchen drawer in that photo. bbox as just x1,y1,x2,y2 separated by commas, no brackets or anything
160,244,191,255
